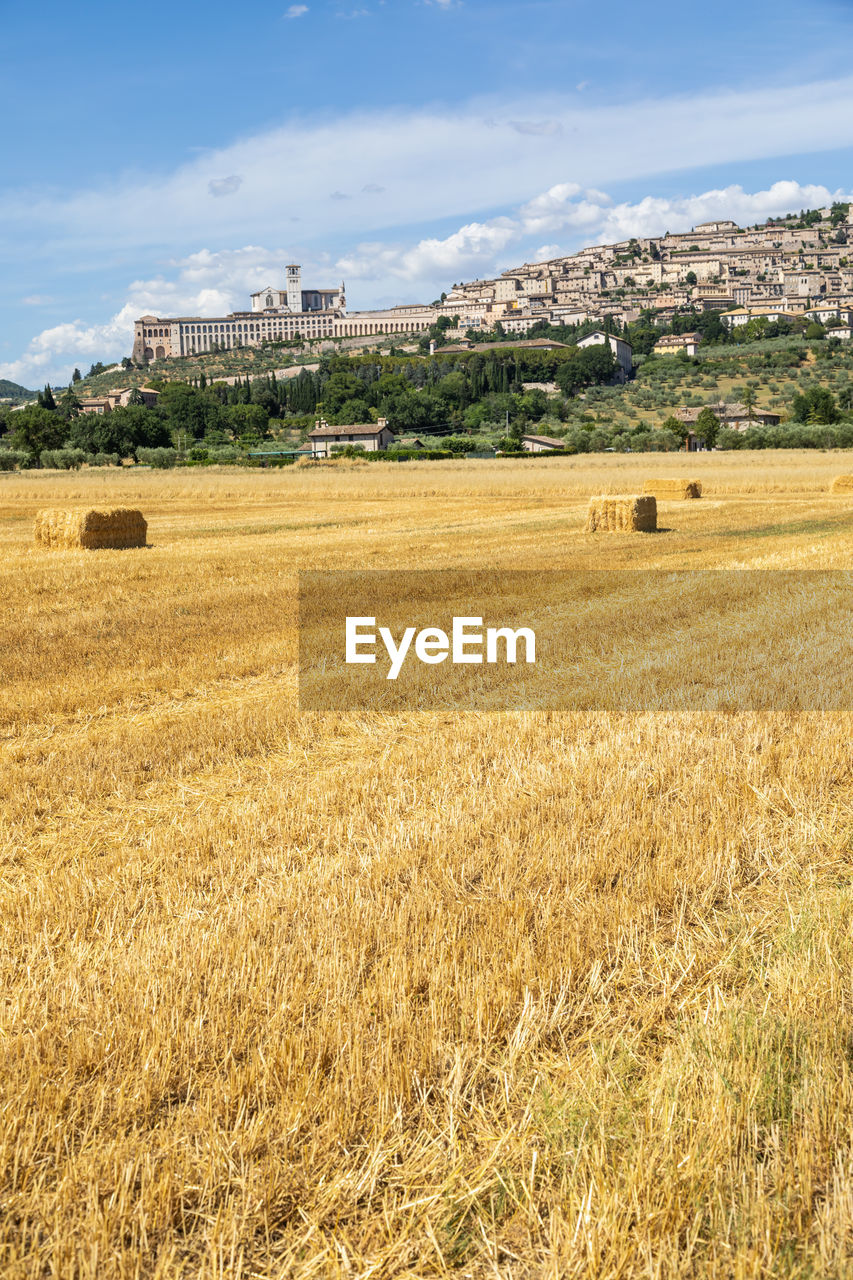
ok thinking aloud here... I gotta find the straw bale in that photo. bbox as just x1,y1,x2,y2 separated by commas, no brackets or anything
830,475,853,494
34,508,147,550
585,495,657,533
643,477,702,499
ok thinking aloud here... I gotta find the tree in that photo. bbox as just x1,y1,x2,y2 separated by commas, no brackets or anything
72,368,82,383
739,385,757,422
58,387,82,418
38,384,56,411
157,383,211,439
660,414,689,445
9,406,67,462
791,386,839,424
222,403,269,437
685,271,698,286
694,406,720,449
67,404,171,457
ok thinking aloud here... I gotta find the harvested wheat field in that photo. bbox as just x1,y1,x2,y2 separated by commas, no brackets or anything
642,478,702,500
4,451,853,1277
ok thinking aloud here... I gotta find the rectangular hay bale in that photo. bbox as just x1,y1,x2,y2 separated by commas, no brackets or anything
830,475,853,494
642,477,702,499
34,508,147,550
585,495,657,533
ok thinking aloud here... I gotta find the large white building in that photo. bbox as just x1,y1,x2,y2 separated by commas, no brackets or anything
132,266,436,362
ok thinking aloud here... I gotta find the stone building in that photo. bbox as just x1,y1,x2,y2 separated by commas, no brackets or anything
133,267,435,363
79,386,159,415
308,417,395,457
520,433,565,453
654,332,702,357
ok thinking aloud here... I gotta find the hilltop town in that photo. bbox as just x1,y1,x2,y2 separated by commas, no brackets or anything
129,205,853,371
436,203,853,337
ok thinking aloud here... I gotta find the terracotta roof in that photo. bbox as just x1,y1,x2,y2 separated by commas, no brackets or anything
440,338,570,354
522,434,566,448
674,403,780,424
308,422,393,438
656,332,702,345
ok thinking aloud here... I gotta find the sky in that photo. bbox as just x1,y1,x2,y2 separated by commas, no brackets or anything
3,0,853,387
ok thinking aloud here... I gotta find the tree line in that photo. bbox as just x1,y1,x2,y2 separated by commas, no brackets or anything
0,344,620,465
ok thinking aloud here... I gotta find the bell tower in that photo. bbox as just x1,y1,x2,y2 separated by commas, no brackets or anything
286,264,302,313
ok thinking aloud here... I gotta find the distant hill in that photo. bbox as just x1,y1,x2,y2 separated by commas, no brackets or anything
0,379,34,402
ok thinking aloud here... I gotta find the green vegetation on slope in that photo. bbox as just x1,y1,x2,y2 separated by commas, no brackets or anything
0,379,34,402
7,330,853,468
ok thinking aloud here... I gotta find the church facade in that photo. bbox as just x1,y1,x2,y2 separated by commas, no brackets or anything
132,265,435,363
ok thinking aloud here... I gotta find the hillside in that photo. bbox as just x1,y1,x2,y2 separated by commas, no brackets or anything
0,379,34,402
72,333,416,400
20,329,853,466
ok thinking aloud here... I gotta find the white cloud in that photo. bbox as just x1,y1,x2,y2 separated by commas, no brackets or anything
0,309,138,389
21,295,55,306
336,217,517,283
335,179,852,288
0,246,300,386
6,76,853,257
518,179,846,245
285,4,308,16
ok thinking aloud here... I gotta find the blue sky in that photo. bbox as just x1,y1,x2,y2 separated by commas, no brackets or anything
3,0,853,386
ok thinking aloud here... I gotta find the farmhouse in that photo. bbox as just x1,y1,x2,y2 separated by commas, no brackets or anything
654,332,702,357
521,434,566,453
79,387,160,415
674,402,782,433
308,417,396,457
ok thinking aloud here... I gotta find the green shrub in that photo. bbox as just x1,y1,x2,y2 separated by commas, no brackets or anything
39,447,88,469
0,449,29,471
137,447,177,468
